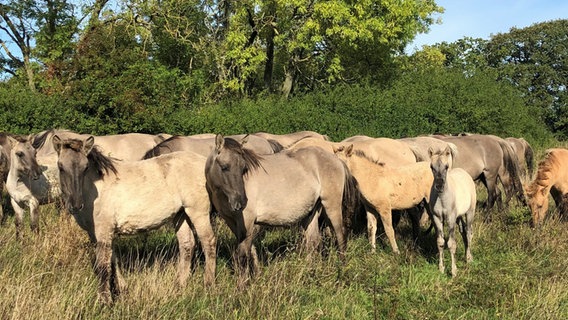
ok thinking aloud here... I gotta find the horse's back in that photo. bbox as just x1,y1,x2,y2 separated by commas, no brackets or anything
348,138,416,166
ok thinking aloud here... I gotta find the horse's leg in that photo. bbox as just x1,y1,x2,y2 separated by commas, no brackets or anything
446,216,458,277
94,241,114,305
302,208,323,257
28,197,40,234
322,203,347,260
111,251,127,297
366,210,378,252
376,204,399,254
188,210,217,287
10,199,25,240
174,215,196,288
431,213,445,274
461,210,474,263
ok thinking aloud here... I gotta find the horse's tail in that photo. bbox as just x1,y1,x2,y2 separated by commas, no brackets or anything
498,139,526,206
522,138,535,178
341,162,364,237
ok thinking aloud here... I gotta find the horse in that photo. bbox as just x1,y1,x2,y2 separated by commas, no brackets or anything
340,135,374,142
505,137,534,180
288,136,417,167
432,134,524,212
5,136,61,239
428,145,476,277
205,135,359,285
525,148,568,227
33,129,168,161
143,134,284,159
252,131,330,147
334,144,433,254
52,135,216,305
399,136,458,162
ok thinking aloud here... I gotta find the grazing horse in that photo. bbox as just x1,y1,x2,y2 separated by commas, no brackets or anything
432,134,524,212
505,137,534,180
334,144,433,254
52,135,216,305
5,136,60,239
143,134,283,159
429,146,476,277
205,135,358,284
33,129,168,161
525,148,568,227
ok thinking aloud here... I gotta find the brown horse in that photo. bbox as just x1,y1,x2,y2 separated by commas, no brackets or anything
143,134,283,159
525,148,568,227
432,134,524,212
429,146,476,277
52,135,216,305
334,144,433,254
205,135,359,285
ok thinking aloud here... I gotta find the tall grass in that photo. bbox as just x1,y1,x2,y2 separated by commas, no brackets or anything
0,199,566,319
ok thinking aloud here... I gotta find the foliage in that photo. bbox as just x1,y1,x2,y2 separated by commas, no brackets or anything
485,19,568,139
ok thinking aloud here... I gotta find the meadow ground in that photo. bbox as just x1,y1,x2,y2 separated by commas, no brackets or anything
0,188,566,319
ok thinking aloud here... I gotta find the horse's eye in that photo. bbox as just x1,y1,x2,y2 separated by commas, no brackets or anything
220,164,229,171
16,151,24,158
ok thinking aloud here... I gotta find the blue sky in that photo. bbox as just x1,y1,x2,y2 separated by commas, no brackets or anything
407,0,568,53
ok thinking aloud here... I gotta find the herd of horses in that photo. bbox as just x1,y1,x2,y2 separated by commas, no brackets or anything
0,128,565,304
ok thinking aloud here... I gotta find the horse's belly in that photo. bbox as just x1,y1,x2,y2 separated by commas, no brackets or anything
111,199,181,234
252,192,319,226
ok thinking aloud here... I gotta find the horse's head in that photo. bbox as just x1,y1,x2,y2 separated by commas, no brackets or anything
205,134,262,212
429,145,453,192
333,144,353,162
9,135,42,180
53,135,95,213
525,185,548,227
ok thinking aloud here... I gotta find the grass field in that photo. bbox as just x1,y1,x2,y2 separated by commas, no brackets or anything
0,189,566,319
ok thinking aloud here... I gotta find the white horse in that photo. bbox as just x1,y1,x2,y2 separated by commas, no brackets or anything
428,145,476,277
5,136,60,239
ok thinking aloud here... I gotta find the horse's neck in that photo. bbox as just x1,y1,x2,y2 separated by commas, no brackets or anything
347,156,386,187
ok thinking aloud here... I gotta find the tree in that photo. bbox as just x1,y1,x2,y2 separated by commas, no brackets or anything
485,19,568,138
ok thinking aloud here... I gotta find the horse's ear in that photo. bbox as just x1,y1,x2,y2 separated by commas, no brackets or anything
7,136,18,149
240,134,249,146
52,135,62,154
333,145,344,154
82,136,95,156
428,146,434,158
345,144,354,156
215,134,225,151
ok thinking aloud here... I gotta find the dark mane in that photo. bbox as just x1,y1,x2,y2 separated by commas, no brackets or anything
143,135,183,159
32,129,54,149
352,149,386,168
267,139,284,153
62,138,118,177
224,137,264,173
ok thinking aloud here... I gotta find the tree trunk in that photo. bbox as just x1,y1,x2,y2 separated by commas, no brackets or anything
263,25,275,90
